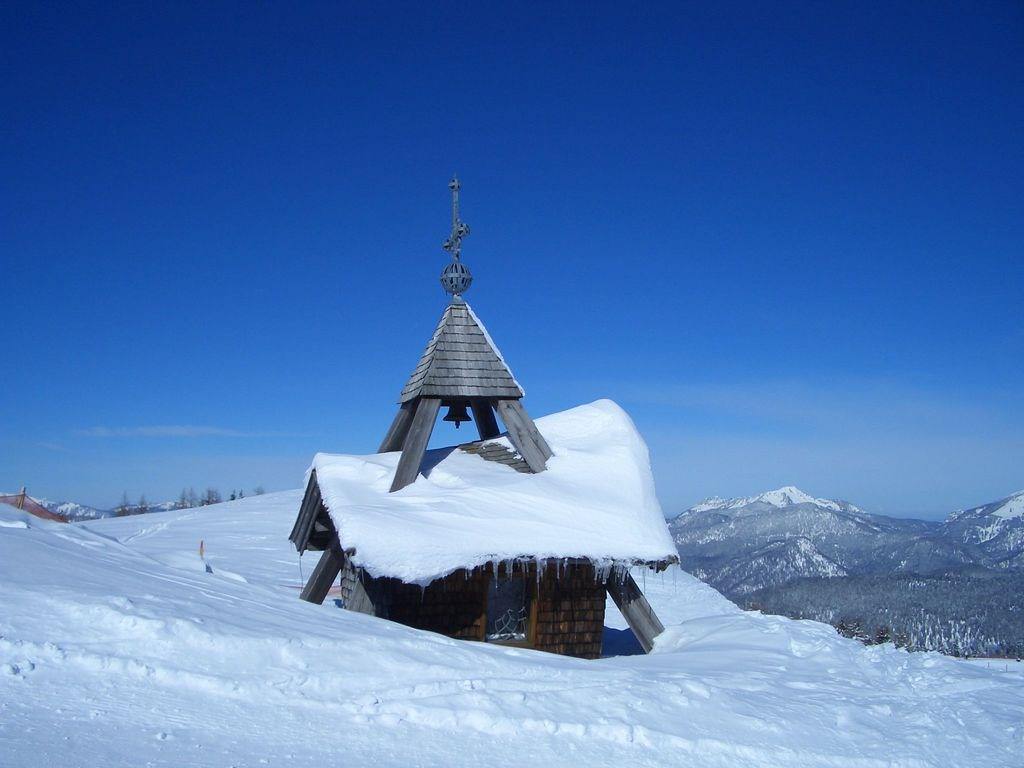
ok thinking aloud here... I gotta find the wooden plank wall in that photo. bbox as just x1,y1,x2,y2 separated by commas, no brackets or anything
368,569,489,640
357,561,607,658
532,562,606,659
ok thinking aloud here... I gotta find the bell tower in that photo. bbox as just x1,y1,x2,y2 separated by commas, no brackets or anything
379,177,553,492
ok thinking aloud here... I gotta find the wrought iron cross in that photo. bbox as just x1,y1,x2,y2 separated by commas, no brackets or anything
442,175,470,261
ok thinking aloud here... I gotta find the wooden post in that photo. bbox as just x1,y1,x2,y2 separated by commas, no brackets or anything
505,401,553,459
495,400,549,473
390,397,441,492
16,486,26,510
471,400,501,441
606,571,665,653
300,537,345,604
378,400,417,453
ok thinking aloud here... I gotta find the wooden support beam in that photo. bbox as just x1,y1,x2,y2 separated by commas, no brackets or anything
495,400,550,473
606,572,665,653
506,401,553,459
378,400,417,453
299,538,344,604
389,397,441,492
471,400,501,441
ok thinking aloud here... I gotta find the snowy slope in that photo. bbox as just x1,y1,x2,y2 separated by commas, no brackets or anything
944,490,1024,568
2,497,1022,767
704,537,848,596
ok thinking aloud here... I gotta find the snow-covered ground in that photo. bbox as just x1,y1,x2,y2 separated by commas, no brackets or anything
2,494,1022,767
960,657,1024,679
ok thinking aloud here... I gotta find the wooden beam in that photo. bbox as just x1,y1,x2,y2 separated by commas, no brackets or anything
389,397,441,492
505,401,553,459
606,572,665,653
471,400,501,441
299,538,344,604
378,400,417,453
495,400,549,473
289,471,322,553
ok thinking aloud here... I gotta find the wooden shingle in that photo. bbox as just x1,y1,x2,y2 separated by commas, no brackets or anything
459,440,533,474
399,301,524,403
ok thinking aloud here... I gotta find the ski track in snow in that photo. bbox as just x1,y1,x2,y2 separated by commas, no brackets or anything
1,495,1022,767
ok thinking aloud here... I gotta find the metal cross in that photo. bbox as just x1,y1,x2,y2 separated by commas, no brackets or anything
442,175,470,261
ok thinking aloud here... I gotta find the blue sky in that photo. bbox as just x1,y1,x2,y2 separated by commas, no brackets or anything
3,2,1021,517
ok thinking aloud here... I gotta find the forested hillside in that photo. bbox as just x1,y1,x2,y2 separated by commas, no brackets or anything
672,487,1024,657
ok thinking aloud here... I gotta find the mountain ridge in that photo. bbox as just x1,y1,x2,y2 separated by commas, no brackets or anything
671,485,1024,655
672,486,1024,583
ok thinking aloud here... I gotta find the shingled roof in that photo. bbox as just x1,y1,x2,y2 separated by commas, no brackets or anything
399,300,524,403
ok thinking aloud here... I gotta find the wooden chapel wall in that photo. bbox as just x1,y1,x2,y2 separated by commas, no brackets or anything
531,562,606,659
365,568,490,640
360,561,607,659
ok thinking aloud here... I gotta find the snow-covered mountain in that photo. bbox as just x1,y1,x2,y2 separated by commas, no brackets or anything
671,486,1024,654
943,490,1024,569
2,494,1021,767
669,486,953,595
17,495,184,521
688,485,865,515
34,497,110,521
704,536,847,596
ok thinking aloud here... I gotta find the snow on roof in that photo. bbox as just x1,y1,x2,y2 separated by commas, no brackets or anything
310,399,677,584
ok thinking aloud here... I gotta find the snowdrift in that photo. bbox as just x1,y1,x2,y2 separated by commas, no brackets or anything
1,497,1022,767
311,399,677,584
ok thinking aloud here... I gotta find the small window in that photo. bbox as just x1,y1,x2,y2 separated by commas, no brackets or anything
485,576,530,643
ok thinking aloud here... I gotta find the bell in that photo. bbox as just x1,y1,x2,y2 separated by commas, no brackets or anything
442,402,472,429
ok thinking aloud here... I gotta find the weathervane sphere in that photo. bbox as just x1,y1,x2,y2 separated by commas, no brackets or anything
440,260,473,296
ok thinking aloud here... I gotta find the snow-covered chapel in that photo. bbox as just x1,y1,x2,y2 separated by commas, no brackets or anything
289,178,677,658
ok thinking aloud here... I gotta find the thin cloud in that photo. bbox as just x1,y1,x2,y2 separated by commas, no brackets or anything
36,441,71,452
76,426,271,438
618,378,1022,439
